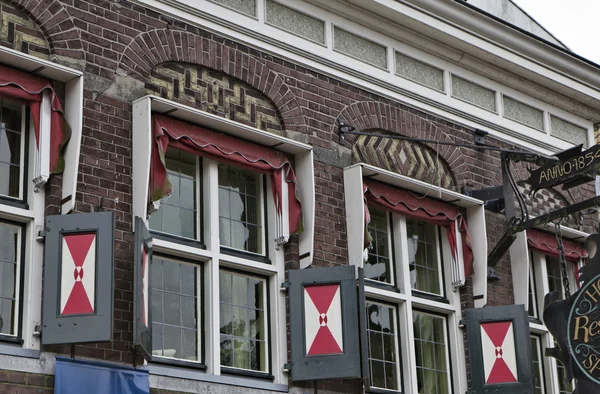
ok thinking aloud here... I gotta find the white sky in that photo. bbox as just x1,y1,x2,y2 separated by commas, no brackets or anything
513,0,600,65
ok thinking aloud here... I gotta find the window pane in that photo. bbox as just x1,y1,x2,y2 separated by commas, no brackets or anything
366,208,393,283
150,257,200,361
0,222,19,335
218,164,263,254
366,302,399,390
0,98,23,199
149,149,198,239
528,259,537,318
556,339,573,394
546,256,565,297
413,312,450,394
408,220,442,295
530,336,544,394
220,270,267,372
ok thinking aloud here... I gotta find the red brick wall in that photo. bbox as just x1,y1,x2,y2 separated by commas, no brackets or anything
0,0,597,393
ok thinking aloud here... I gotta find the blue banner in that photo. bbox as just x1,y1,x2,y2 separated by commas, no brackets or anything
55,357,149,394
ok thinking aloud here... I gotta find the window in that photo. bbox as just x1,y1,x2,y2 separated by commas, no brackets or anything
134,96,315,386
149,149,199,239
407,220,442,295
413,312,450,394
148,149,276,375
361,202,465,393
365,208,393,284
0,98,25,201
366,301,400,390
219,271,268,372
531,336,544,394
218,165,264,255
344,164,480,393
0,220,22,336
0,47,83,352
151,256,201,362
528,248,579,393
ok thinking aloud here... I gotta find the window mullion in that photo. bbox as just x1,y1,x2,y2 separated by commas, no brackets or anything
204,158,221,374
399,298,418,393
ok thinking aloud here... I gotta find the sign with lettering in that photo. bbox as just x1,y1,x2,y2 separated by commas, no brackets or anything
527,143,600,191
569,273,600,382
543,232,600,393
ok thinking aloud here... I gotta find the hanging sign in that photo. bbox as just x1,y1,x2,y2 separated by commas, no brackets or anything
527,143,600,191
543,232,600,393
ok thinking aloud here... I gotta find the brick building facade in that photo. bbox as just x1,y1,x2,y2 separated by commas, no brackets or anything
0,0,599,393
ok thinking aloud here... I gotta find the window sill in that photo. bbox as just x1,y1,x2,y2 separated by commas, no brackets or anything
0,341,39,359
0,197,28,211
364,279,399,293
411,290,450,304
148,364,287,392
149,230,206,250
367,387,401,394
220,247,271,264
221,366,274,381
151,356,207,371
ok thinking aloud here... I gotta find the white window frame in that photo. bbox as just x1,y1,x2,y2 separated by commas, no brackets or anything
512,225,587,394
364,299,402,391
0,46,82,351
345,163,486,393
344,163,487,307
133,95,315,385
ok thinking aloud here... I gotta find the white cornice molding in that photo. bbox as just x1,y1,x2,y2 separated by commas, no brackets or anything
381,0,600,93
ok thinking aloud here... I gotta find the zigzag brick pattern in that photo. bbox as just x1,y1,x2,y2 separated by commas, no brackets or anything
352,134,456,190
146,63,283,134
0,3,49,59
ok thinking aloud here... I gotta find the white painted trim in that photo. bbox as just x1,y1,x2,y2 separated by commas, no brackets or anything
152,239,213,261
0,46,82,83
364,285,407,303
0,46,83,214
343,165,365,273
467,204,487,307
32,91,51,189
0,205,35,222
132,96,315,268
510,231,530,311
61,75,84,214
219,257,279,275
358,163,484,208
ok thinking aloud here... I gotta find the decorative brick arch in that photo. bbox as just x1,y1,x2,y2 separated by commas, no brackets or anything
339,101,467,190
119,28,304,132
8,0,83,59
146,62,284,134
352,133,457,191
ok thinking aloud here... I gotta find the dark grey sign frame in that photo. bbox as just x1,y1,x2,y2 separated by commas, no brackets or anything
133,217,153,361
465,304,534,394
288,265,361,382
42,212,115,345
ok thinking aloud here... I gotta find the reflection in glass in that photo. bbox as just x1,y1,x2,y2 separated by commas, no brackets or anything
219,270,267,372
218,164,263,254
530,336,544,394
407,220,442,295
365,207,392,283
0,98,23,199
546,256,565,297
149,148,198,239
150,257,199,361
413,312,450,394
0,222,19,335
366,302,399,390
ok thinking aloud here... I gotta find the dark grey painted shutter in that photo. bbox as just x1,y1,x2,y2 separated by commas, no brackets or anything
42,212,115,345
288,265,361,381
465,304,534,394
133,217,153,361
